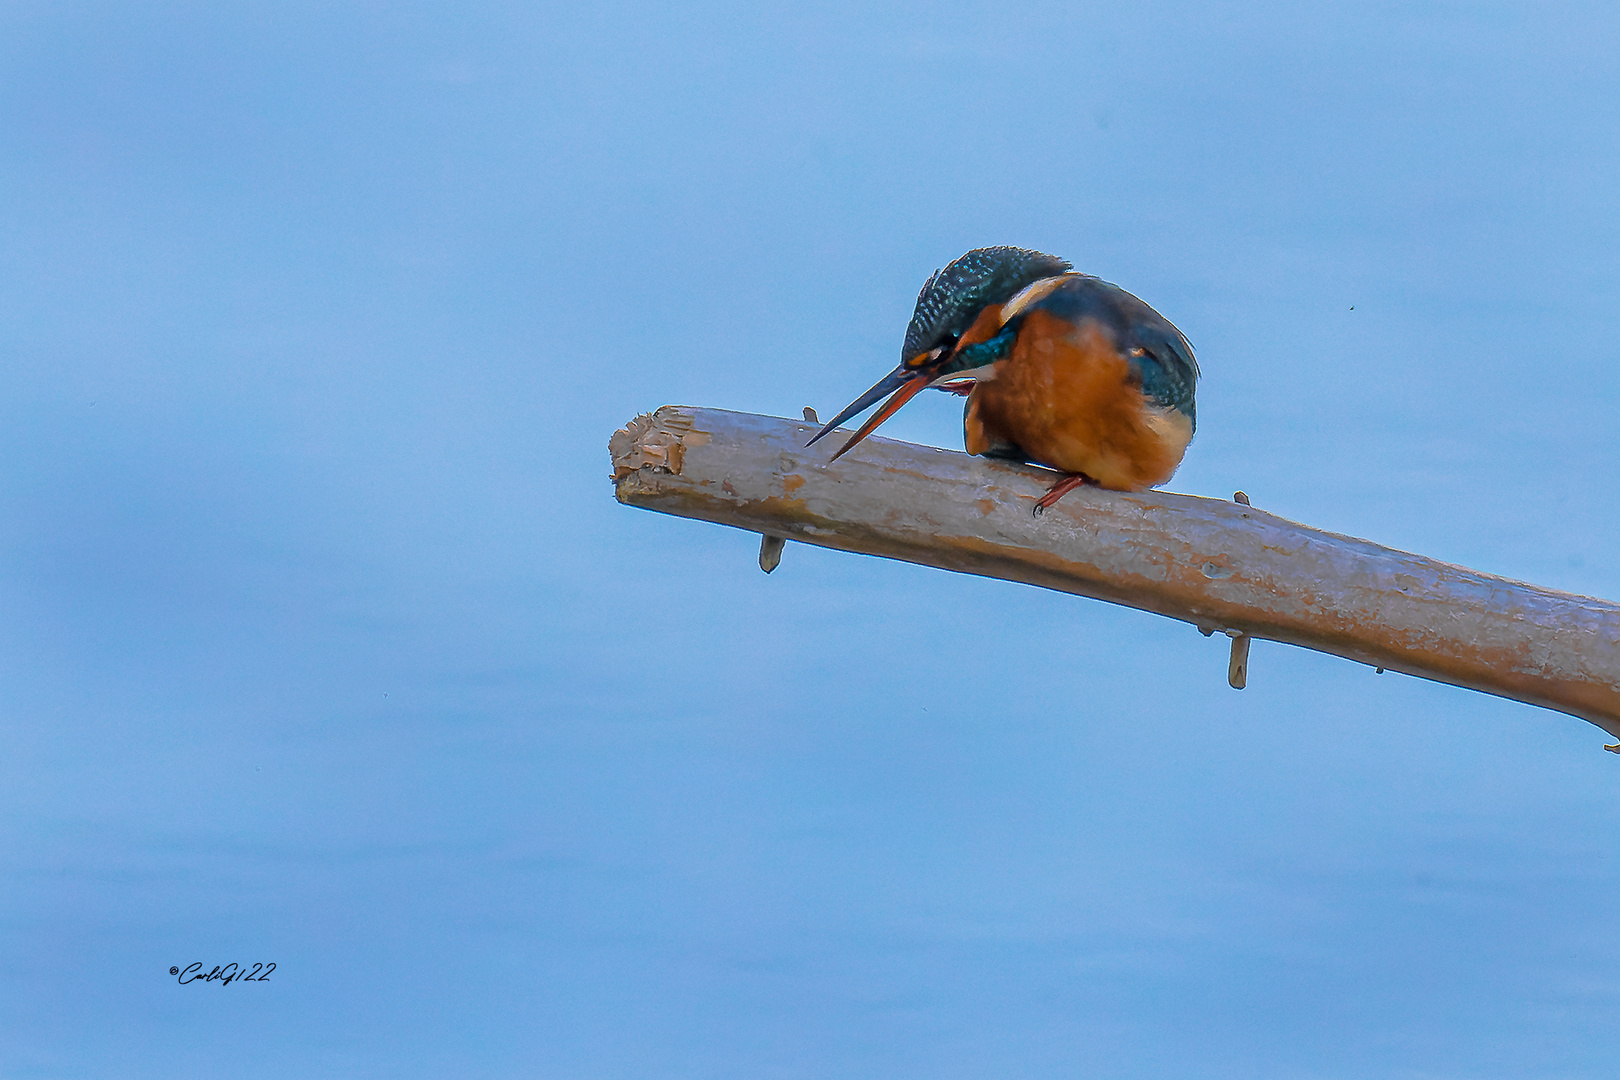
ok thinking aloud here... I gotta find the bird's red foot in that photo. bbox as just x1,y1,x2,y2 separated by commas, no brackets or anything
1033,474,1094,516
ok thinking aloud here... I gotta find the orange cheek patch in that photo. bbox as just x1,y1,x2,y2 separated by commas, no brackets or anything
952,304,1006,352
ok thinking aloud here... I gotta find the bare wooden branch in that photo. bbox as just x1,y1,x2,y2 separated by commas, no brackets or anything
610,405,1620,746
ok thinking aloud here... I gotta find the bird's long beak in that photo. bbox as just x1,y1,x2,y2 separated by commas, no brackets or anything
805,364,916,447
827,374,933,461
805,363,938,462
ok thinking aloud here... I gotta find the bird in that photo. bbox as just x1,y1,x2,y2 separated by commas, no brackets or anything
806,246,1198,514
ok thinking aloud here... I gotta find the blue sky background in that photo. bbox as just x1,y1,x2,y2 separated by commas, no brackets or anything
2,2,1618,1076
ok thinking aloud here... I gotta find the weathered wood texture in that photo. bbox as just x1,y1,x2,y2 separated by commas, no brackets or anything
611,405,1620,744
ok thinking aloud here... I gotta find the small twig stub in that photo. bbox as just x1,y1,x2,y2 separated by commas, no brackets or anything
758,535,786,574
1228,633,1251,690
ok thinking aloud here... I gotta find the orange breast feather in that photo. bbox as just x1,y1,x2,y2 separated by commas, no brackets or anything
970,309,1193,490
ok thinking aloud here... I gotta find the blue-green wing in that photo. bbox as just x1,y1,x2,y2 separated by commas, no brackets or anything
1027,276,1199,432
1130,324,1198,431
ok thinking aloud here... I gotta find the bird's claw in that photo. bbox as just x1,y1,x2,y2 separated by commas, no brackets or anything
1033,474,1091,516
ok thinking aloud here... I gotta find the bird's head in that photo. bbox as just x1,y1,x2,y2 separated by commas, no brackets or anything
808,246,1072,458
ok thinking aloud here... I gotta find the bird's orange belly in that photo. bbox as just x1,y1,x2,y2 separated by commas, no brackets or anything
971,310,1192,491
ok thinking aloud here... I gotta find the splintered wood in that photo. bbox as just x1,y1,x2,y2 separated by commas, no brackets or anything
611,405,1620,747
608,410,707,481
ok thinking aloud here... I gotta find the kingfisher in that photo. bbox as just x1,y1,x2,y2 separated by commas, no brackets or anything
807,246,1198,513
